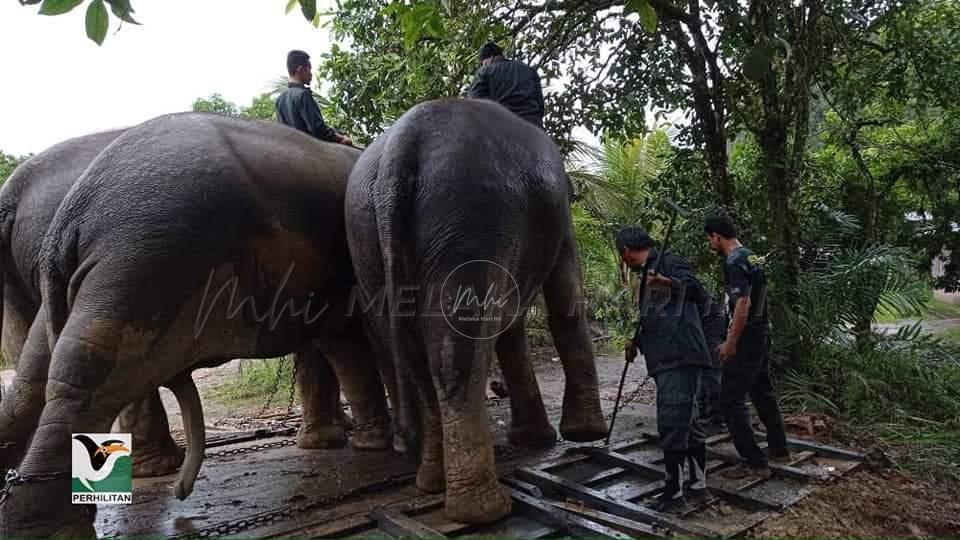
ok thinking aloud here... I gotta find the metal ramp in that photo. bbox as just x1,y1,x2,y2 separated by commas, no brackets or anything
297,432,864,538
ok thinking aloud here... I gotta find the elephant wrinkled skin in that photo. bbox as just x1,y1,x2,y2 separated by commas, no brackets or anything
0,129,187,477
346,99,607,524
0,113,393,537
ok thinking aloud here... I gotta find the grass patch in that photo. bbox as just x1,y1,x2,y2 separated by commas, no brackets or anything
211,357,297,404
942,326,960,346
924,297,960,319
780,332,960,480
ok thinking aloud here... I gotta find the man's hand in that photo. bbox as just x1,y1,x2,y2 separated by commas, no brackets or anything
645,271,673,290
624,339,638,362
337,134,354,146
716,339,737,365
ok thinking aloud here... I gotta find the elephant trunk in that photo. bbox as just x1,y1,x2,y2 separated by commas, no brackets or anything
165,372,205,500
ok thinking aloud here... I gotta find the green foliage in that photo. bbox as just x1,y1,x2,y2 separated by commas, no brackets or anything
85,0,108,45
780,326,960,478
212,357,296,403
191,93,278,121
315,0,499,145
0,152,28,186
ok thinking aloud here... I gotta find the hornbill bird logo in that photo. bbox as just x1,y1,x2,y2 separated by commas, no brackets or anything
72,435,131,492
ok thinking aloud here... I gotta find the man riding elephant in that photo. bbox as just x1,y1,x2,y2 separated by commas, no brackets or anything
0,130,186,477
346,98,607,524
0,112,394,537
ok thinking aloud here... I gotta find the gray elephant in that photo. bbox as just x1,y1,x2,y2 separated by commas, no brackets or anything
346,98,607,524
0,112,394,537
0,129,193,477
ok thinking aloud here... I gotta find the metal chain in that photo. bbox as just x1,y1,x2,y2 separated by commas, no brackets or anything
281,360,299,426
0,469,70,506
172,472,416,538
255,357,288,418
203,438,297,459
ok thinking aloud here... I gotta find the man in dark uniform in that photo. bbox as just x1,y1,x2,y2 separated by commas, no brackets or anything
699,291,727,435
705,215,790,477
275,50,353,146
468,42,545,129
618,226,711,510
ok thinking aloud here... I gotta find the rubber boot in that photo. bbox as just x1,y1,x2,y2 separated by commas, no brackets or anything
685,444,707,498
654,451,685,512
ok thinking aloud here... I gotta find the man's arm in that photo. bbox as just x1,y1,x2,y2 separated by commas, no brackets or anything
298,92,339,142
534,75,545,118
649,255,706,304
468,68,490,99
717,259,752,363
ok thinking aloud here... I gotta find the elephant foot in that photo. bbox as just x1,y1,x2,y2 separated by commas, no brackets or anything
559,407,608,443
416,461,446,494
132,442,185,477
0,480,96,539
445,479,511,524
297,423,347,449
508,421,558,449
338,407,355,432
351,423,392,451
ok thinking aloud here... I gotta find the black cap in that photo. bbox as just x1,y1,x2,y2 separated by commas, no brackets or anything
479,42,503,61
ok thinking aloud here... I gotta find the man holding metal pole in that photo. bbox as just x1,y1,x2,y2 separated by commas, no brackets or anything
616,226,713,511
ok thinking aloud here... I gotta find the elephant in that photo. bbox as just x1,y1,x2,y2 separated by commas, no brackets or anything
0,112,394,537
345,98,607,524
0,129,192,477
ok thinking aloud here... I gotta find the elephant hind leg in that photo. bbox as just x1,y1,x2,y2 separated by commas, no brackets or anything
0,311,50,470
118,391,185,477
424,324,510,524
320,322,393,451
495,318,557,448
543,226,607,443
294,345,347,450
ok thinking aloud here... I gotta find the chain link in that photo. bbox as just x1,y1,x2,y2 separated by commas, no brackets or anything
281,360,299,426
255,357,288,418
203,438,297,459
0,469,70,506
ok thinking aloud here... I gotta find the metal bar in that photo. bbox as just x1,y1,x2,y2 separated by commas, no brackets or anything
369,507,447,538
618,461,730,502
704,448,823,482
506,487,634,539
583,448,665,479
580,466,629,486
516,467,718,537
788,450,817,467
754,433,866,461
501,476,544,498
537,438,650,473
547,500,664,537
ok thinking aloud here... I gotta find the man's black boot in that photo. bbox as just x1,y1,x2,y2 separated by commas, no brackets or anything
685,444,708,498
654,451,685,512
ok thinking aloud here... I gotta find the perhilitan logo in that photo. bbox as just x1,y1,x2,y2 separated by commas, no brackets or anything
71,433,133,504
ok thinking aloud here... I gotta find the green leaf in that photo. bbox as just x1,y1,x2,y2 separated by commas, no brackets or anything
638,1,657,33
104,0,140,25
624,0,643,14
624,0,656,33
85,0,108,45
38,0,84,16
285,0,298,15
299,0,316,22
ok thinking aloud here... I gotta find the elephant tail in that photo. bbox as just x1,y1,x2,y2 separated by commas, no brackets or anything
167,371,205,501
372,137,423,455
